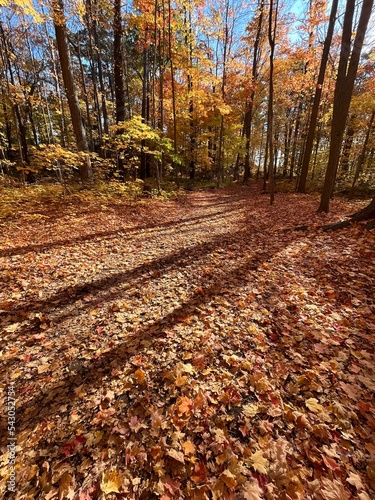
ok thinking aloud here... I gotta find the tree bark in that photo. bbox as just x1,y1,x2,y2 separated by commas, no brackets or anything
168,0,178,176
349,110,375,198
318,0,374,212
321,198,375,231
114,0,125,124
140,44,150,180
298,0,338,193
340,116,356,173
267,0,278,205
243,0,264,184
52,0,92,182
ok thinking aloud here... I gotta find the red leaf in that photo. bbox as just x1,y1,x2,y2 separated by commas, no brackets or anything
191,462,207,484
322,455,341,471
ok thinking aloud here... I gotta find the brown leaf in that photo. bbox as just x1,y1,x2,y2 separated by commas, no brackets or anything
242,479,263,500
191,462,207,484
164,476,181,495
133,368,146,384
346,472,364,491
220,469,237,489
167,448,185,464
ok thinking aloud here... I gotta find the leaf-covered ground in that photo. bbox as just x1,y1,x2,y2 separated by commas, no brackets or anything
0,186,374,499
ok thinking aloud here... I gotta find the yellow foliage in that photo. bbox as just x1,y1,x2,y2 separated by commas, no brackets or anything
13,0,43,22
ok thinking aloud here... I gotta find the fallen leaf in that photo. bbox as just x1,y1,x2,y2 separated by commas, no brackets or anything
249,450,269,474
305,397,324,413
167,448,185,464
220,469,237,489
133,368,146,384
191,462,207,484
322,455,341,471
320,478,350,500
346,472,364,491
164,476,181,495
100,469,123,494
182,440,196,455
242,479,263,500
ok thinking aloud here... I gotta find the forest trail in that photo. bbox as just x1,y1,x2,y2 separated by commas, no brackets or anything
1,187,374,499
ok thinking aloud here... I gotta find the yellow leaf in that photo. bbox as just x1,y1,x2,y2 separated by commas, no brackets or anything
59,471,75,499
320,478,350,500
175,376,188,387
346,472,364,491
358,492,372,500
4,323,20,333
242,403,259,417
10,369,21,380
182,441,196,455
250,450,269,474
305,397,324,413
100,469,123,494
181,363,194,374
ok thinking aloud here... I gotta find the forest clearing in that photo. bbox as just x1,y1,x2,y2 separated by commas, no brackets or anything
1,0,375,497
0,186,374,499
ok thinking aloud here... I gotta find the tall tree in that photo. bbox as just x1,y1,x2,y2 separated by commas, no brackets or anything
318,0,374,212
52,0,92,182
297,0,339,193
349,109,375,198
114,0,125,124
267,0,278,205
0,21,32,181
242,0,264,184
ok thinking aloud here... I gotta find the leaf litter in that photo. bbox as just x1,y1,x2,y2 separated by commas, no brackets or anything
0,186,374,499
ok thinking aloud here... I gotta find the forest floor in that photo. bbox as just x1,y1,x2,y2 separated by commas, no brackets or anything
0,185,374,500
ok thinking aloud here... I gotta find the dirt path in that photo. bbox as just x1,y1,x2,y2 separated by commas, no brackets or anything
1,188,374,499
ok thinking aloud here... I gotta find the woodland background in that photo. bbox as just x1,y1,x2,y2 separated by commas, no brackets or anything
0,0,374,210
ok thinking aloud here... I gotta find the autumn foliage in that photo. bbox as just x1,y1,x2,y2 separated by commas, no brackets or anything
0,187,374,498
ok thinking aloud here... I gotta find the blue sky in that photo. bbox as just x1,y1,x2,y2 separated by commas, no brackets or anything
285,0,375,48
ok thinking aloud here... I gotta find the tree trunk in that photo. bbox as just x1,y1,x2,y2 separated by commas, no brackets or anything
184,5,196,180
114,0,125,124
52,0,92,182
289,102,302,179
140,44,150,180
216,0,231,187
168,0,178,176
267,0,278,205
340,116,356,173
243,0,264,184
321,198,375,231
90,0,109,134
298,0,338,193
349,110,375,198
318,0,374,213
75,36,94,150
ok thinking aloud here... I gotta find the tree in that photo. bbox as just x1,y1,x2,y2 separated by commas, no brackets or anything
242,0,265,184
297,0,339,193
113,0,125,124
349,109,375,198
52,0,92,182
267,0,278,205
318,0,374,212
